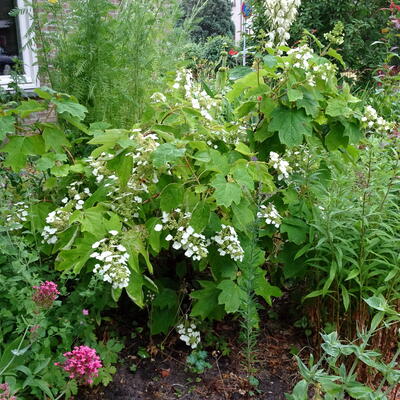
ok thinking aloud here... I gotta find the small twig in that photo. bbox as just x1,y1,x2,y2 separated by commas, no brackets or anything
214,353,229,400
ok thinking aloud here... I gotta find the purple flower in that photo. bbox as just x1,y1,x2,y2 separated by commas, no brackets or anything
82,309,89,316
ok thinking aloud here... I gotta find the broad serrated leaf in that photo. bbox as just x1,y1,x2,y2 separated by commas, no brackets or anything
210,174,242,207
56,232,97,273
325,98,351,118
151,143,186,168
191,280,225,320
0,115,15,140
268,107,312,146
217,279,245,313
190,201,211,232
160,183,184,211
42,124,70,152
280,217,309,244
12,99,46,118
52,99,88,120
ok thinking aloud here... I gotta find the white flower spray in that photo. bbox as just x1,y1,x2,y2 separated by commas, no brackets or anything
263,0,301,48
90,230,131,289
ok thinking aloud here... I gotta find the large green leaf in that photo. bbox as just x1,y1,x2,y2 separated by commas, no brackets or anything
1,135,45,171
0,115,15,140
160,183,184,212
325,98,352,118
268,107,313,146
280,217,309,244
254,268,282,305
210,174,241,208
151,143,186,168
190,201,211,232
42,124,70,152
12,100,46,118
191,280,225,320
217,279,245,313
56,232,97,273
52,99,88,120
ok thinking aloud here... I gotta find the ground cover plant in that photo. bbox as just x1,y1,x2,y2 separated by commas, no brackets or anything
0,0,399,398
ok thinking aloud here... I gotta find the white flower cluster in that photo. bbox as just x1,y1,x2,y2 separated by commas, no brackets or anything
212,225,244,262
257,204,282,228
42,209,71,244
5,201,29,231
125,131,160,200
173,69,218,121
284,45,336,86
177,322,201,349
269,151,291,180
263,0,301,47
361,105,393,134
42,182,94,244
90,231,130,289
86,152,118,183
61,181,92,211
150,92,167,103
156,209,210,261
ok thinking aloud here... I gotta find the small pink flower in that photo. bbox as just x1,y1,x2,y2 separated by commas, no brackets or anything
55,346,102,385
32,281,60,308
0,383,17,400
82,309,89,316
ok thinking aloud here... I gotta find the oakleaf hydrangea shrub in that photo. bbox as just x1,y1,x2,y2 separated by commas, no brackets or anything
0,38,393,346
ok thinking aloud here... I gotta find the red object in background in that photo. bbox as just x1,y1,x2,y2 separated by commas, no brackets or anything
229,49,238,56
390,0,400,11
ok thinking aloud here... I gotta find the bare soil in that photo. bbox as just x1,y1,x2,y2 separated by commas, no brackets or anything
81,295,307,400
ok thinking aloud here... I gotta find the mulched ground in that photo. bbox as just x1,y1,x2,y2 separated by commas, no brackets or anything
82,294,307,400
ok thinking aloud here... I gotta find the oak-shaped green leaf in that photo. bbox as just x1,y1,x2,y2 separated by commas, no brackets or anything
56,232,97,273
42,124,70,152
210,174,241,207
1,135,45,171
268,107,312,146
52,99,88,120
152,143,186,168
191,280,225,320
0,115,15,140
190,201,211,232
217,279,245,313
280,217,309,245
325,98,351,118
254,268,282,305
160,183,184,212
13,100,46,118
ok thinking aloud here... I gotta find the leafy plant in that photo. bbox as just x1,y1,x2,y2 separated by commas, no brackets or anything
186,350,211,374
286,307,400,400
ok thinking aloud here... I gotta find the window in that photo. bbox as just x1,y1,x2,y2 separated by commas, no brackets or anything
0,0,38,89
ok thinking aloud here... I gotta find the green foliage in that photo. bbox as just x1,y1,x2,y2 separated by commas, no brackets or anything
251,0,389,75
2,28,398,390
286,311,400,400
181,0,235,43
186,350,211,374
25,0,185,126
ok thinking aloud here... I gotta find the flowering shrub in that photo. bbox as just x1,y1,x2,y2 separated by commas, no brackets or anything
55,346,103,385
0,34,396,375
32,281,60,308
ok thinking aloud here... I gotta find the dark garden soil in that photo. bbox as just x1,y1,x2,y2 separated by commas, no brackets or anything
81,294,308,400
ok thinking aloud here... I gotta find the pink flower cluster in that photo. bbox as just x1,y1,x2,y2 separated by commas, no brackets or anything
32,281,60,308
55,346,102,385
0,383,16,400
